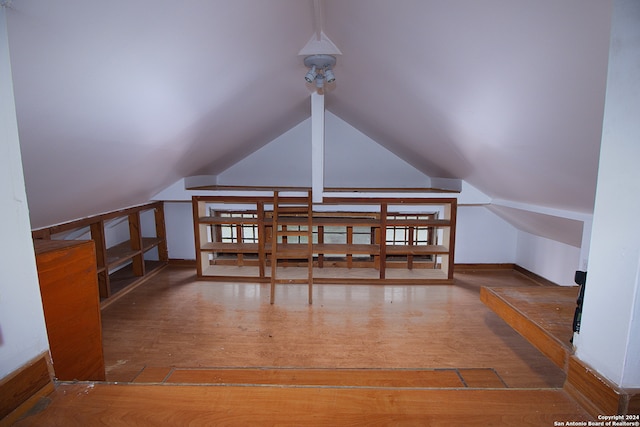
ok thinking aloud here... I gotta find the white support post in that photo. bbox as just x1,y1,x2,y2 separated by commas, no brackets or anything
574,0,640,389
311,91,324,203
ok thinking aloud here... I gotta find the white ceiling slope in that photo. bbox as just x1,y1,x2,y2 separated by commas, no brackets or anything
5,1,613,229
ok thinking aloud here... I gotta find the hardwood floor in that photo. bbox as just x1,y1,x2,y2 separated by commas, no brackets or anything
99,267,565,388
13,383,591,426
10,266,595,425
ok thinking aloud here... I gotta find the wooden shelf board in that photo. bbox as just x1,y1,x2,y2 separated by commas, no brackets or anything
386,219,450,226
142,237,163,252
386,245,449,255
201,242,261,253
274,245,313,259
202,265,263,278
313,217,380,227
200,265,449,282
268,217,444,227
105,242,139,269
33,239,93,254
107,260,165,298
315,243,380,254
198,217,259,225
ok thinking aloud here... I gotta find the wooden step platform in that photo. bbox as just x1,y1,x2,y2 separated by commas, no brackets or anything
12,382,593,426
480,285,578,370
131,367,508,388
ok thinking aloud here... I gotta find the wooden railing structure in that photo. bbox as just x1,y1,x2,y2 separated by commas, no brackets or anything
192,194,457,287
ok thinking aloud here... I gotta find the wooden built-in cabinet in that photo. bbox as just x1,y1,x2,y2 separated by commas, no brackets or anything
32,202,168,304
193,194,456,284
34,239,106,381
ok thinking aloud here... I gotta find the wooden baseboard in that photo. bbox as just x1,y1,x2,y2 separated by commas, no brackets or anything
174,261,547,279
564,355,639,417
629,392,640,415
513,265,559,287
455,264,561,287
168,258,197,267
454,263,516,271
0,352,54,426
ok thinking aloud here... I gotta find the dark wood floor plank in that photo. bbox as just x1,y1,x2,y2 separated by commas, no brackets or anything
165,367,465,387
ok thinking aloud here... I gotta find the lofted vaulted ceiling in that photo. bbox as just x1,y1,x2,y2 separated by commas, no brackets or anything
5,0,613,229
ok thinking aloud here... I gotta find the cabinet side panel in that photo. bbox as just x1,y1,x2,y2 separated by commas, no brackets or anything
35,241,105,381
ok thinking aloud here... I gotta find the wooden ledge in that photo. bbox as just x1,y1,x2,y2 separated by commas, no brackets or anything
478,285,640,416
480,286,578,370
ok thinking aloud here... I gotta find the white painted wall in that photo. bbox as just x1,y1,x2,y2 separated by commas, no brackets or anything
323,112,432,188
216,111,435,189
515,231,580,285
575,0,640,388
164,202,196,260
0,8,49,379
455,206,517,264
217,118,311,187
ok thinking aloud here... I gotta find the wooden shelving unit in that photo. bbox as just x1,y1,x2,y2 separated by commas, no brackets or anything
192,194,456,284
32,202,168,305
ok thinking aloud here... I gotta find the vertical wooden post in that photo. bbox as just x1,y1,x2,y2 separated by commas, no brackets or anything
317,225,324,268
257,202,266,279
270,192,279,304
192,197,206,277
347,226,353,269
379,203,387,279
407,226,414,270
307,190,313,305
90,221,110,298
128,212,144,277
372,225,379,270
154,203,169,263
236,223,244,266
442,199,457,280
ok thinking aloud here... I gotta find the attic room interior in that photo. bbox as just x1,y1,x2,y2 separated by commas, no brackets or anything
1,0,639,425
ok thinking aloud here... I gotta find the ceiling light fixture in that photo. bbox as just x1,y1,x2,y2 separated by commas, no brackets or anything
304,54,336,92
305,65,318,83
323,67,335,84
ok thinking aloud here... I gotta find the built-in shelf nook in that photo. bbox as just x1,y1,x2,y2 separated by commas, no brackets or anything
32,202,168,305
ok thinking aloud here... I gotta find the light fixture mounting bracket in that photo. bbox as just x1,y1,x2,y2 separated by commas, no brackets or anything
304,54,336,69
